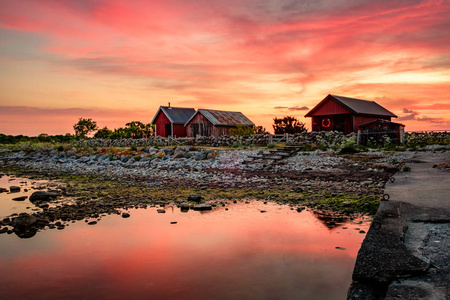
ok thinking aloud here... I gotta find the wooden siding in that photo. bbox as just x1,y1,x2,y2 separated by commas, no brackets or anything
186,112,236,137
353,116,390,133
154,111,171,137
312,98,352,116
172,124,187,138
312,114,353,134
154,111,188,137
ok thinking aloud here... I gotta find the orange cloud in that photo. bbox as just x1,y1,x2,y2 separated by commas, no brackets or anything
0,0,449,135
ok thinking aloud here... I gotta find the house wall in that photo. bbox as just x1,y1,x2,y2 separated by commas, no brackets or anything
312,98,352,115
154,111,170,137
353,116,391,133
312,114,353,134
186,113,211,137
186,113,236,137
172,124,187,138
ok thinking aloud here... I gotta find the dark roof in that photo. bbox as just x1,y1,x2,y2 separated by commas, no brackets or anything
151,106,196,124
186,109,255,126
305,94,397,118
358,119,405,128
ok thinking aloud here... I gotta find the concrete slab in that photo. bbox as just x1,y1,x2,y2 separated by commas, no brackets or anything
349,151,450,300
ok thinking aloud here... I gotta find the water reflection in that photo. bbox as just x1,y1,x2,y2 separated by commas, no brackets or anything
0,201,370,300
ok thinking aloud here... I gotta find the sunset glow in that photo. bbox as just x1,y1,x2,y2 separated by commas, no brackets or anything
1,0,449,135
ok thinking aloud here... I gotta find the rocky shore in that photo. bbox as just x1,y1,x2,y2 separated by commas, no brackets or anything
0,146,414,238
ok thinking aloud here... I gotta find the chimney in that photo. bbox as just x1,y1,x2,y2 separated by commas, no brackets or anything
168,102,171,108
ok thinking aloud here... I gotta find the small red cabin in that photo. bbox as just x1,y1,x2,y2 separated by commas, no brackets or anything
151,106,196,137
185,109,255,137
305,94,397,134
358,119,405,145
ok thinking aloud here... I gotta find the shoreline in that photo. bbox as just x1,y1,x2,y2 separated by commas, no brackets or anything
1,147,412,238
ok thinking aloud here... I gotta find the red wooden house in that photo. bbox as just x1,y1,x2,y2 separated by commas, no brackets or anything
151,106,196,137
185,109,254,137
305,94,397,134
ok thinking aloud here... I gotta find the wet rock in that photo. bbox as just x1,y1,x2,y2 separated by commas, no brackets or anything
193,203,212,211
188,193,202,202
12,196,28,201
9,186,21,193
13,214,37,228
180,202,190,212
29,191,60,202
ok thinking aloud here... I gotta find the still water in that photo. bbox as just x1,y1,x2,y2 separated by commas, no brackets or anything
0,175,369,300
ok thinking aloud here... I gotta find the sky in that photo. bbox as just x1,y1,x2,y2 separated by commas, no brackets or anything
0,0,449,136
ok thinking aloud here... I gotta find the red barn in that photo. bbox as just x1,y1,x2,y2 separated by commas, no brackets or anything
185,109,255,137
305,94,397,134
151,106,196,137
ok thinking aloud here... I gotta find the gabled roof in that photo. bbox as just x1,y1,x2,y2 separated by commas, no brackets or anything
358,119,405,128
151,106,196,125
185,109,255,126
305,94,397,118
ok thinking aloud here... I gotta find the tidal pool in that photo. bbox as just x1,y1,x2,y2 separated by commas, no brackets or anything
0,176,370,300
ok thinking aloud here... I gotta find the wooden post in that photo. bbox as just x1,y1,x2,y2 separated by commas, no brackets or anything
357,130,361,145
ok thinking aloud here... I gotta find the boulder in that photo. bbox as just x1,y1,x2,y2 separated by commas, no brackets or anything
0,187,8,193
194,151,207,161
13,214,37,228
29,191,60,202
207,150,219,159
12,196,27,201
188,193,202,202
9,186,21,193
193,204,212,211
155,150,165,159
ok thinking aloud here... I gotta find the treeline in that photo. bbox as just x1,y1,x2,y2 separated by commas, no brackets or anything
1,116,309,145
0,133,75,144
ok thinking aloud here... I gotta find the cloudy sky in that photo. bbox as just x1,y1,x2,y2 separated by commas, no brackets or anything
1,0,449,135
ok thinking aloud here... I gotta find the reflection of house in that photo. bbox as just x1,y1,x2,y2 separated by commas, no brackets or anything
151,105,196,137
305,94,397,134
185,109,254,137
358,119,405,145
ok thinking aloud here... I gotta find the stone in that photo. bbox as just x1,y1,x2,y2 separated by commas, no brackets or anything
194,151,207,161
193,203,212,211
0,187,8,193
13,214,37,228
12,196,27,201
157,209,166,213
155,150,165,158
29,191,60,202
207,150,219,159
187,193,202,202
9,186,21,193
122,213,130,218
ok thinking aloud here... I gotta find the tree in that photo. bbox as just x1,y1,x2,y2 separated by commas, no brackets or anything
229,124,255,136
254,125,269,134
94,126,113,139
73,118,98,138
273,116,307,134
124,121,154,138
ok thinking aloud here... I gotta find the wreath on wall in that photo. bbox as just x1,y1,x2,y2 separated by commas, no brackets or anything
322,118,331,128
